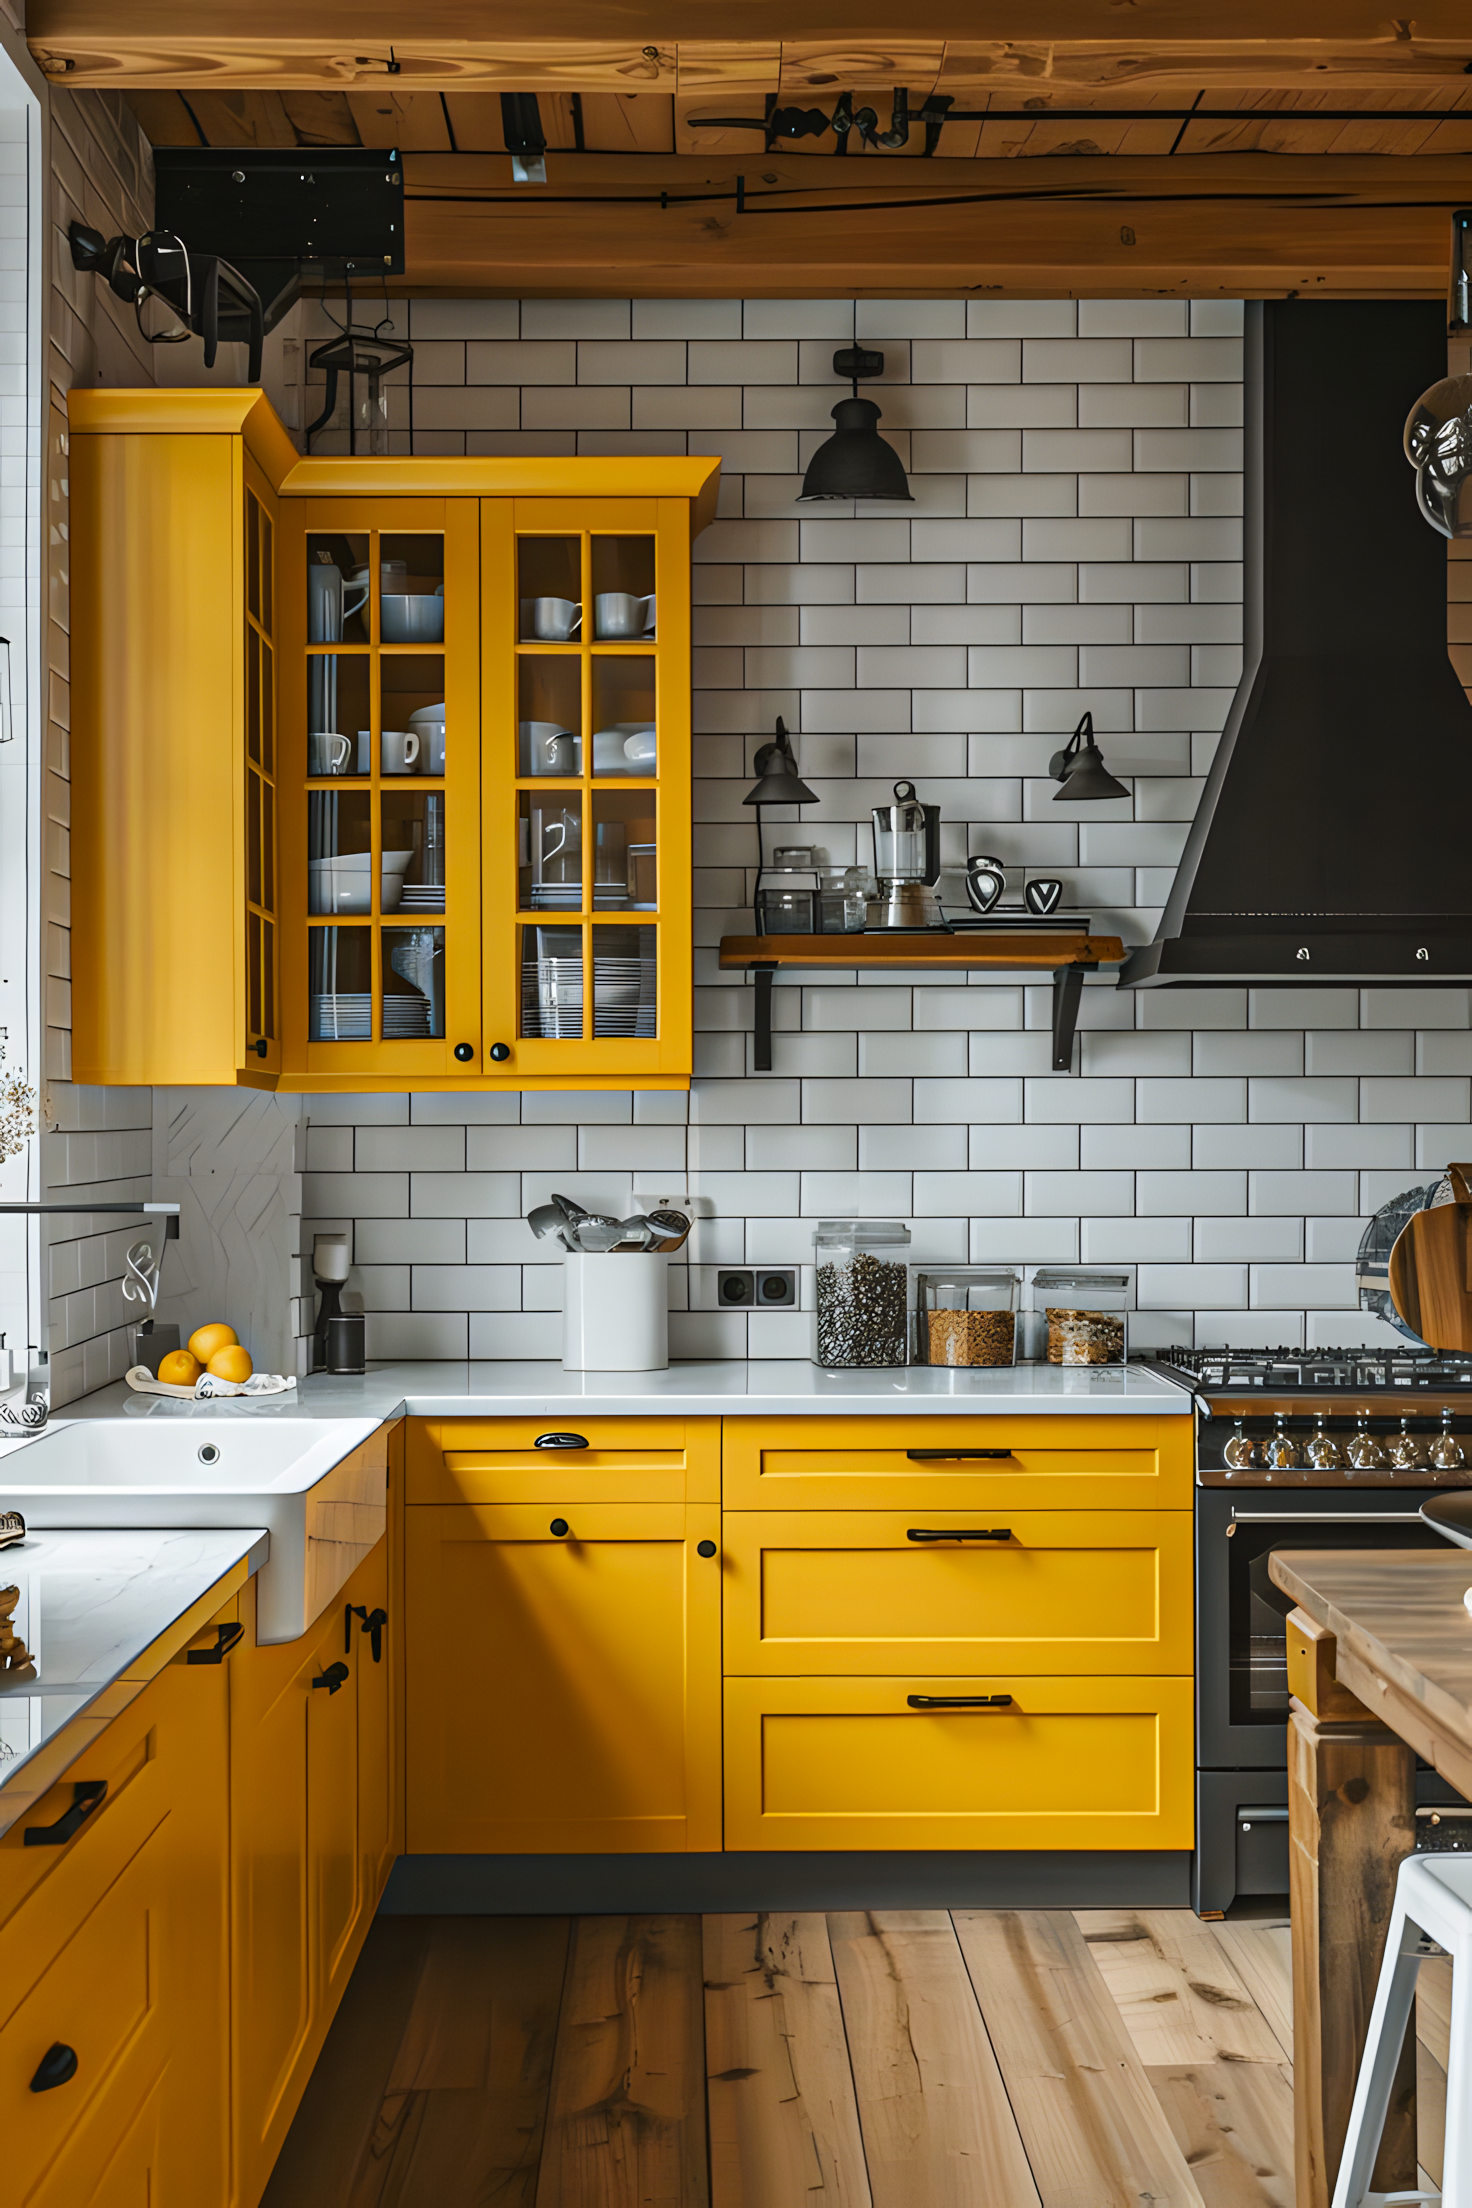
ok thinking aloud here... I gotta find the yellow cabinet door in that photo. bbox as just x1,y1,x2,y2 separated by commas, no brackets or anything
406,1501,722,1853
724,1674,1194,1853
721,1414,1194,1511
0,1639,231,2207
723,1510,1194,1676
406,1413,720,1504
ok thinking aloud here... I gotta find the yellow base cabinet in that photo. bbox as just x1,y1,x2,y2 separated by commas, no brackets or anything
0,1602,234,2206
68,391,718,1092
405,1500,722,1854
723,1674,1195,1853
230,1541,396,2208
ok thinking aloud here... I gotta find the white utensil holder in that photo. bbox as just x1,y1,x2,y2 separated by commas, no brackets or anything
563,1253,668,1372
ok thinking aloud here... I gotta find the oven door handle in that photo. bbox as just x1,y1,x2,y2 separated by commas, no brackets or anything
1228,1509,1430,1524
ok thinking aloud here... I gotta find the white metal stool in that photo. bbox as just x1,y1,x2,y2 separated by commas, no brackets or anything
1332,1851,1472,2208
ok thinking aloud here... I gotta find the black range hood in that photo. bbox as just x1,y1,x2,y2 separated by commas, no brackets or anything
1121,300,1472,988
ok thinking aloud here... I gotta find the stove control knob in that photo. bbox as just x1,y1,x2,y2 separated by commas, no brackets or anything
1388,1418,1425,1471
1223,1421,1259,1470
1430,1407,1466,1471
1306,1417,1345,1470
1264,1415,1299,1470
1347,1413,1388,1470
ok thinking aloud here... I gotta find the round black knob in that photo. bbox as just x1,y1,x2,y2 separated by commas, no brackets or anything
697,1540,718,1559
489,1042,511,1062
31,2042,79,2093
550,1518,570,1538
253,1038,268,1059
454,1042,475,1063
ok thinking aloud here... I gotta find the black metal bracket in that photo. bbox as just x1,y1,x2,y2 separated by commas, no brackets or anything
1052,963,1085,1073
753,963,776,1072
185,1621,244,1665
25,1780,106,1846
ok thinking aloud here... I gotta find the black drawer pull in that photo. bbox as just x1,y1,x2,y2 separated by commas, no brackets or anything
905,1449,1013,1461
25,1780,106,1847
345,1604,388,1661
312,1662,350,1695
31,2042,79,2093
536,1432,589,1450
186,1621,244,1665
907,1693,1014,1710
906,1528,1011,1543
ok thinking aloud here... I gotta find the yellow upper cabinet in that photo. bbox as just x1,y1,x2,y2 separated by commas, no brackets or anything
67,390,718,1091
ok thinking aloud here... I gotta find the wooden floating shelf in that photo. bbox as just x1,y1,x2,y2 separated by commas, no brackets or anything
718,931,1127,1074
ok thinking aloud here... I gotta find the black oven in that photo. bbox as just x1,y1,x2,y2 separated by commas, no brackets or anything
1195,1485,1463,1912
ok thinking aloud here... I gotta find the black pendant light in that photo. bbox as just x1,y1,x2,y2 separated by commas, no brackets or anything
1049,712,1129,802
798,346,913,504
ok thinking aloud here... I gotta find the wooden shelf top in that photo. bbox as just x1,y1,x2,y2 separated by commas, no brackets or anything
718,931,1126,971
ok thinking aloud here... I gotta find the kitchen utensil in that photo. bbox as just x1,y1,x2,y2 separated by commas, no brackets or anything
381,586,444,644
308,849,415,916
551,1192,591,1231
526,1202,575,1251
528,596,582,642
594,591,656,639
612,1215,657,1250
870,780,944,930
646,1207,691,1253
380,729,420,776
308,731,353,776
575,1219,628,1252
1389,1164,1472,1350
965,855,1006,913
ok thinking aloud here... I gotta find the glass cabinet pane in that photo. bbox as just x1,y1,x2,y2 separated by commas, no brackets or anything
518,656,582,776
519,792,583,911
592,924,656,1038
308,534,370,644
383,789,446,915
591,537,655,638
381,653,445,776
309,926,372,1038
380,533,444,644
308,654,369,768
383,926,445,1038
308,791,370,913
521,924,582,1039
591,656,655,775
518,537,581,638
592,789,657,910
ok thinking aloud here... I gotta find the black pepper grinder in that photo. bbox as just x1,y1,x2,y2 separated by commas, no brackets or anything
312,1232,350,1372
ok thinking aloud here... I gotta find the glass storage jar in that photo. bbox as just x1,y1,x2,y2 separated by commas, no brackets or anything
814,1220,910,1368
1031,1268,1130,1365
756,885,816,935
913,1269,1020,1367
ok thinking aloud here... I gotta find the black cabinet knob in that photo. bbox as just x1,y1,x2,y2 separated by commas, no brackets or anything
549,1518,570,1538
312,1661,350,1694
252,1039,268,1059
31,2042,78,2094
489,1042,511,1062
697,1540,718,1559
454,1042,475,1062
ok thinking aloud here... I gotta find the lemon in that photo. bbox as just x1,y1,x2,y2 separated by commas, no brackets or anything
157,1349,201,1388
206,1344,253,1385
188,1322,237,1365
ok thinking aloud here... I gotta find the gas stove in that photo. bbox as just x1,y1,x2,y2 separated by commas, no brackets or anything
1148,1344,1472,1394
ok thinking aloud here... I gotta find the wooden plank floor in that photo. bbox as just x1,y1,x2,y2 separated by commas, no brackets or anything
262,1909,1451,2208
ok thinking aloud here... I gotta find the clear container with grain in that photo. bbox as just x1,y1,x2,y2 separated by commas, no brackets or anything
913,1269,1019,1368
814,1220,910,1369
1032,1268,1130,1365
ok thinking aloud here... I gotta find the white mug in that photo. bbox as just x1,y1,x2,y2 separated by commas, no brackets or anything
421,727,446,774
381,729,421,776
530,596,582,642
308,730,353,775
594,591,656,640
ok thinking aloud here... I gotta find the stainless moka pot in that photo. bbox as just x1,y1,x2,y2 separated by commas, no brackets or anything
870,779,944,929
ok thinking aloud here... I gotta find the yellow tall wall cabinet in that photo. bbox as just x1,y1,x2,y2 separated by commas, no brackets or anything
67,390,719,1092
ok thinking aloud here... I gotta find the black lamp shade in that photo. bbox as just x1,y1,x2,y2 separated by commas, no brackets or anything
798,396,913,503
743,756,818,806
1054,741,1129,803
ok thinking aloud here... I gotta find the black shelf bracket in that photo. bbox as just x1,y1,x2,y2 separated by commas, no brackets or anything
752,963,776,1071
1052,963,1085,1073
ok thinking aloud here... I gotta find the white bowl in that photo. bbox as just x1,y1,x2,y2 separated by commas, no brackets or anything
309,849,415,915
382,593,444,644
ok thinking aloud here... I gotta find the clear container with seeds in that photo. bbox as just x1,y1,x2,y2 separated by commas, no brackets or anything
913,1269,1020,1368
814,1220,910,1369
1031,1268,1130,1365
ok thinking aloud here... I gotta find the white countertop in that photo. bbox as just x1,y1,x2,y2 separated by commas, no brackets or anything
0,1526,267,1813
53,1359,1192,1423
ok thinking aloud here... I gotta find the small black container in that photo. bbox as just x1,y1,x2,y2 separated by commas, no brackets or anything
325,1314,366,1374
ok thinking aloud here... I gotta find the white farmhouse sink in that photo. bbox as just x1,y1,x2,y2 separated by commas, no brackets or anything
0,1417,387,1643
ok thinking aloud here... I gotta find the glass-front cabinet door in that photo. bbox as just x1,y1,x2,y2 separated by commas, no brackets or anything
280,499,481,1082
483,498,692,1086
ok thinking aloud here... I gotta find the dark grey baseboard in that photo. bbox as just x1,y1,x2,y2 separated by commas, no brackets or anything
379,1850,1191,1915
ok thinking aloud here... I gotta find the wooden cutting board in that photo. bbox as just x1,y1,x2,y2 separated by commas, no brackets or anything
1388,1165,1472,1350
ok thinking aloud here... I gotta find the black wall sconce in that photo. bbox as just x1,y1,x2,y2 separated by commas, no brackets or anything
1049,712,1129,802
743,718,817,922
798,348,913,503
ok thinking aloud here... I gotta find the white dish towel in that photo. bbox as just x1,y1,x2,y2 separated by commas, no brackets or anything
125,1366,298,1400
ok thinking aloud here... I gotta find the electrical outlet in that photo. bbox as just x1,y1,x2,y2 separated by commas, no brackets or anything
717,1268,754,1306
754,1268,797,1308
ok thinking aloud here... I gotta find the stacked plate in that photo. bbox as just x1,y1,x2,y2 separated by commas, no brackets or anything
530,884,582,911
383,994,433,1039
398,884,446,913
592,951,656,1037
310,993,372,1041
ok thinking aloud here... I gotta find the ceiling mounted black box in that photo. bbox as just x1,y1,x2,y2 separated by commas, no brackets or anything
153,147,404,275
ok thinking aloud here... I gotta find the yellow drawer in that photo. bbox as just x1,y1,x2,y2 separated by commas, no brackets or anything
721,1415,1192,1512
724,1674,1194,1852
722,1510,1193,1676
408,1415,720,1503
